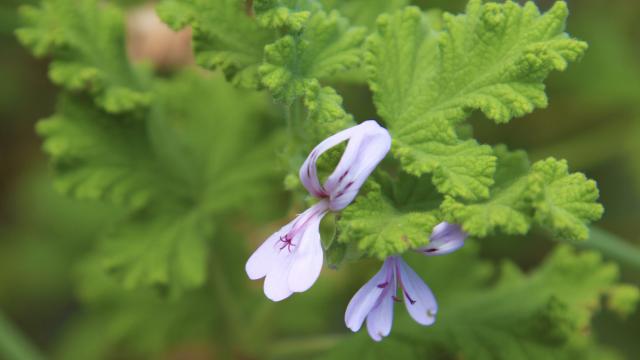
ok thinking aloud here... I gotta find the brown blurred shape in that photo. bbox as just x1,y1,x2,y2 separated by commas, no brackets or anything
126,4,194,70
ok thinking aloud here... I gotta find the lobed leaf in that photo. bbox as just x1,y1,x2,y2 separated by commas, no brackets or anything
367,1,587,200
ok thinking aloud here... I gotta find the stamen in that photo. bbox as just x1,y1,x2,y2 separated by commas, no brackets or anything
278,234,295,253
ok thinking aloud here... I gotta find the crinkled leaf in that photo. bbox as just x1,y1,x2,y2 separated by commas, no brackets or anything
441,145,532,237
157,0,276,89
253,0,315,31
260,10,366,103
320,0,409,29
16,0,150,113
338,181,440,259
367,1,587,200
303,79,354,143
529,158,604,241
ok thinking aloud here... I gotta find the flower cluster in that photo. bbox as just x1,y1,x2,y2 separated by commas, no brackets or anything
246,120,467,340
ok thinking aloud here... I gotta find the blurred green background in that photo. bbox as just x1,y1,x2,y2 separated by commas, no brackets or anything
1,0,639,359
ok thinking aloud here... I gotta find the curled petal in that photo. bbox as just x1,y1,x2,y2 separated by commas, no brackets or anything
288,211,326,292
325,121,391,211
299,127,355,198
396,257,437,326
418,222,467,256
345,258,394,332
298,120,391,209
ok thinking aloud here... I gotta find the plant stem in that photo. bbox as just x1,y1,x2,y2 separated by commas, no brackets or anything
0,310,45,360
578,227,640,270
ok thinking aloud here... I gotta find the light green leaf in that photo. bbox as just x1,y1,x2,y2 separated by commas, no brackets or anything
253,0,315,31
441,145,532,237
157,0,276,89
529,158,604,241
367,1,587,200
338,181,440,259
303,79,354,143
16,0,150,113
260,10,366,103
320,0,409,29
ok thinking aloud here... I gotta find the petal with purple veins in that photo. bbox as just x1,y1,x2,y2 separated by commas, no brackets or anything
365,278,395,342
418,222,467,256
396,257,437,326
288,211,327,292
345,258,394,332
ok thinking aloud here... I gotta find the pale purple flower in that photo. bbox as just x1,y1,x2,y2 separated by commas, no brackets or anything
246,120,392,301
344,256,437,341
345,221,466,341
417,222,467,256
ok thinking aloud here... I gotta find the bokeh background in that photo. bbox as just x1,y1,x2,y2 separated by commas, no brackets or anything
1,0,639,359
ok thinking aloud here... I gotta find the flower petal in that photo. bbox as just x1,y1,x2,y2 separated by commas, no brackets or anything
299,126,355,198
245,221,294,280
263,250,295,301
325,121,392,211
418,222,467,256
396,257,437,326
345,258,394,332
365,284,395,342
288,211,326,292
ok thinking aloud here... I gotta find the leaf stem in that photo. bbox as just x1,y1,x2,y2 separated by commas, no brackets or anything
578,227,640,270
0,310,45,360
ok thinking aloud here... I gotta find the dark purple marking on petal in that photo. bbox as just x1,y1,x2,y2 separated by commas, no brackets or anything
338,170,349,183
403,289,416,305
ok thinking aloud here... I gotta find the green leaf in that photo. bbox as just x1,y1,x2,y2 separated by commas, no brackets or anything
99,209,211,293
16,0,150,113
260,10,366,103
367,1,587,200
39,72,283,291
443,149,603,240
441,145,532,237
157,0,276,89
320,0,409,29
303,79,354,143
37,97,162,209
338,181,441,259
253,0,314,31
529,158,604,241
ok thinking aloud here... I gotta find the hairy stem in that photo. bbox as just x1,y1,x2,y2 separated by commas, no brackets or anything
0,311,45,360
